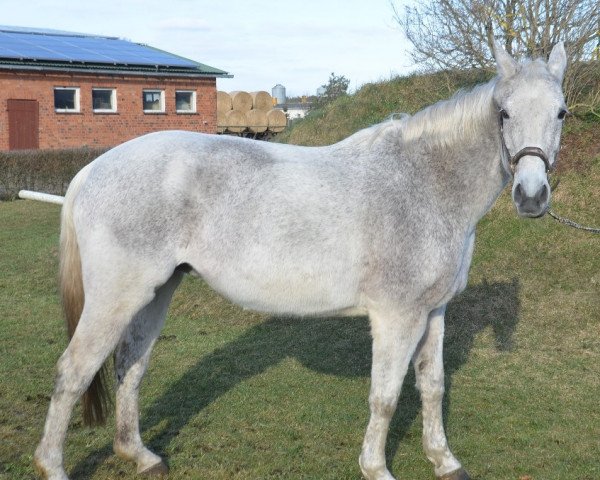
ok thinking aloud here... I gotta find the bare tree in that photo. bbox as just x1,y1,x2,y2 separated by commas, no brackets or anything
392,0,600,111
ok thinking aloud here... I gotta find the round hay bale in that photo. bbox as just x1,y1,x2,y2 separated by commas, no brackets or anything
229,91,253,112
217,91,232,113
245,109,268,133
217,110,227,133
250,91,273,111
224,110,247,133
267,109,287,133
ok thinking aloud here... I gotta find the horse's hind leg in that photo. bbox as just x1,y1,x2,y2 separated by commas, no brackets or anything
35,268,168,480
413,306,469,480
359,307,429,480
113,271,183,475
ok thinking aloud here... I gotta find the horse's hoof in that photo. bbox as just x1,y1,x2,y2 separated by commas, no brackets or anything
139,461,169,477
437,468,470,480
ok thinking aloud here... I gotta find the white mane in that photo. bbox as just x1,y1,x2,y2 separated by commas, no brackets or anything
370,79,498,150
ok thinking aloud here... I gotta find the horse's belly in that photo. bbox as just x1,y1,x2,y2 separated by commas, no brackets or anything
196,260,361,316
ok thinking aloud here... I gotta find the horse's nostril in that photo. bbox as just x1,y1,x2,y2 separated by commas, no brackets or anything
537,184,549,204
514,183,524,204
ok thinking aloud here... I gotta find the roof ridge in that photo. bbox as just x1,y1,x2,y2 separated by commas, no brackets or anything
0,25,117,39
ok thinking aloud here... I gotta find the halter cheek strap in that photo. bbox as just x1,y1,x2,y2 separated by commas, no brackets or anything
499,113,554,175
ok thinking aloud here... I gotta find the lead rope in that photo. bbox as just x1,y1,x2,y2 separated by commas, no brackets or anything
547,209,600,233
548,179,600,234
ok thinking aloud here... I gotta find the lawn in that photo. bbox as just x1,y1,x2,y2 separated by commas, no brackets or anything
0,152,598,479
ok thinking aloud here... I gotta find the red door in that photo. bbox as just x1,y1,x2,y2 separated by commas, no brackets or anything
7,99,39,150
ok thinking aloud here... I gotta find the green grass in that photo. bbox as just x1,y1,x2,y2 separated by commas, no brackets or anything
1,110,599,479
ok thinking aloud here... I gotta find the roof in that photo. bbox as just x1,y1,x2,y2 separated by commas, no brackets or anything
0,26,231,78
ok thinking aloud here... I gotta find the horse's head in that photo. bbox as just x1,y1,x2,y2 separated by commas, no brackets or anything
492,42,567,218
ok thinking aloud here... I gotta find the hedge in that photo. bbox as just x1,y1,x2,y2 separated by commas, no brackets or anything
0,147,108,200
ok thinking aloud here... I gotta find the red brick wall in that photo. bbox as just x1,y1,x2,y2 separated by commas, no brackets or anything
0,70,217,150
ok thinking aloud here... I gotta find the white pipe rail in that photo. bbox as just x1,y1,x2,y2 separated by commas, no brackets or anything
18,190,65,205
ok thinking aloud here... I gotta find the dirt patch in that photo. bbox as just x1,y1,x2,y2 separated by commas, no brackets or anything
557,119,600,174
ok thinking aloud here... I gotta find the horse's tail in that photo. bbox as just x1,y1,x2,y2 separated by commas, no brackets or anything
60,163,110,426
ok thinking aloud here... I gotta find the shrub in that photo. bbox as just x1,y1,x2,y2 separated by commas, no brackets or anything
0,147,108,200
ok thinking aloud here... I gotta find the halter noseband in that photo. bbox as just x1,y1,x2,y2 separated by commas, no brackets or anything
499,113,554,175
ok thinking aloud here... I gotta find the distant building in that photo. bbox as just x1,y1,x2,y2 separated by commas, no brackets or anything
276,102,311,120
0,26,231,150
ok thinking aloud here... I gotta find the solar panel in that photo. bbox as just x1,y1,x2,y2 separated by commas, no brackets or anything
0,28,200,68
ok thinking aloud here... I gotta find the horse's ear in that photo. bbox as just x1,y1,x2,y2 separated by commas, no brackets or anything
493,41,518,78
547,41,567,83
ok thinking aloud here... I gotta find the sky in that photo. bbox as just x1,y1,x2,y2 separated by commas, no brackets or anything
0,0,415,97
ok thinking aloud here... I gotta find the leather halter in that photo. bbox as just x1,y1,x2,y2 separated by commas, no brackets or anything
499,112,554,175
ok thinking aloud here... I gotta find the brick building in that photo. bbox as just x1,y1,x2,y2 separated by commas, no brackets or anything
0,26,231,150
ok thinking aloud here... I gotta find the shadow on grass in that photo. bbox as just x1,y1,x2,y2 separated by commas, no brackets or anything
70,279,519,478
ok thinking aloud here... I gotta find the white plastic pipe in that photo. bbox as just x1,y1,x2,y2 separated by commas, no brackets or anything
18,190,65,205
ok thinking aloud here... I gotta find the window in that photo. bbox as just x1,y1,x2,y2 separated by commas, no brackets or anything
54,87,80,112
175,90,196,113
92,88,117,112
143,90,165,113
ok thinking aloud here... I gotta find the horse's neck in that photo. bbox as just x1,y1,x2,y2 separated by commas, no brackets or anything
447,86,510,225
373,107,509,230
447,130,510,226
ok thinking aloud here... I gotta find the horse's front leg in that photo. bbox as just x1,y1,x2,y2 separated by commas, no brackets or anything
413,306,470,480
359,307,428,480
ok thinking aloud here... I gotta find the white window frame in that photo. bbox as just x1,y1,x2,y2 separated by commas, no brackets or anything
92,88,117,113
54,87,80,113
175,90,196,113
143,89,165,113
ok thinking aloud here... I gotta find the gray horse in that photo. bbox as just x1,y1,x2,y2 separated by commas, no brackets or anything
35,42,567,480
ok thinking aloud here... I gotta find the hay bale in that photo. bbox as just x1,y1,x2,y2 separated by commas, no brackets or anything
224,110,247,133
246,109,268,133
229,91,253,112
267,109,287,133
250,91,273,111
217,91,232,113
217,110,227,133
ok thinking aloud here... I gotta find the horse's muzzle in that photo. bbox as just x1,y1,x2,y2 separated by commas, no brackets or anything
513,181,550,218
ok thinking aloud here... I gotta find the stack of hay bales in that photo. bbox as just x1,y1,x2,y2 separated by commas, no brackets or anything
217,90,288,135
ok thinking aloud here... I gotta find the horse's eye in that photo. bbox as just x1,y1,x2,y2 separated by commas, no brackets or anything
558,109,568,120
500,109,510,120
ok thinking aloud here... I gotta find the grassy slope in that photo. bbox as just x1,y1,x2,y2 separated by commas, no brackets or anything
0,74,598,479
276,70,493,146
